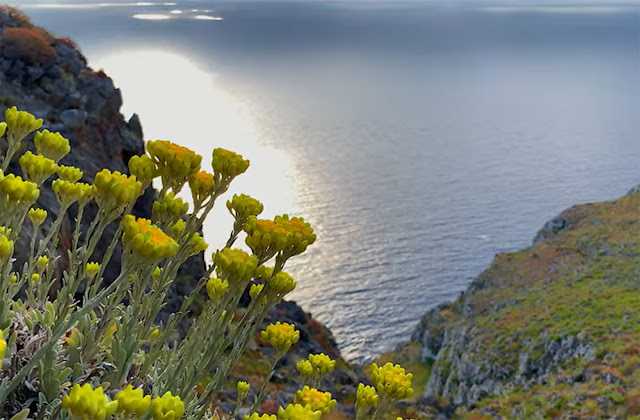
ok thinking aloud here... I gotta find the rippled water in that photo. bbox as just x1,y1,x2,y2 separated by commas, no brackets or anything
22,0,640,361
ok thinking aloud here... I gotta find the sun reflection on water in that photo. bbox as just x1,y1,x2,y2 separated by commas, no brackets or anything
91,50,299,253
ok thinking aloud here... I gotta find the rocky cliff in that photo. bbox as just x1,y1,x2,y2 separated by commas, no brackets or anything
0,7,358,415
411,187,640,419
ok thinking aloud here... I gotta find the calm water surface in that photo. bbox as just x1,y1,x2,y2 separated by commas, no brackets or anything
18,0,640,360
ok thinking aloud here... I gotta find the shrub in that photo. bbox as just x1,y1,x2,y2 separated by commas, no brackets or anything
1,27,56,64
0,107,414,420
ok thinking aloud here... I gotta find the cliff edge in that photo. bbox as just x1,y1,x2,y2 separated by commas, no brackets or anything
411,188,640,418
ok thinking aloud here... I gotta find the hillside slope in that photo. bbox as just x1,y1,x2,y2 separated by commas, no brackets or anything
412,188,640,419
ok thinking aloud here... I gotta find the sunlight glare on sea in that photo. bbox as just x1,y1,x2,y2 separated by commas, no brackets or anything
91,50,300,252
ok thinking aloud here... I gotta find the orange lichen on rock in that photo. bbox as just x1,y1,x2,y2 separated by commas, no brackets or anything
1,26,55,64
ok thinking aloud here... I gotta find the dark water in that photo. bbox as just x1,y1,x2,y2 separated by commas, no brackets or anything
18,0,640,360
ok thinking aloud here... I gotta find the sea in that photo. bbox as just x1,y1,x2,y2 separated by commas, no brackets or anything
13,0,640,361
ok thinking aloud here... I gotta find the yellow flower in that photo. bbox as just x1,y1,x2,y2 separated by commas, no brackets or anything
369,362,414,400
296,359,313,377
295,386,336,415
34,129,70,162
150,391,185,420
237,381,250,399
31,273,40,284
211,148,249,188
147,140,201,193
261,322,299,354
0,231,14,259
206,277,229,301
61,383,118,420
27,208,47,226
243,218,288,262
36,255,49,272
3,106,43,144
0,173,40,210
150,328,160,340
356,384,379,410
249,283,264,300
189,171,216,204
244,414,276,420
52,179,95,208
19,151,58,185
0,122,6,138
151,192,189,225
85,262,100,280
277,404,322,420
57,165,83,182
115,385,152,418
185,231,208,256
274,214,317,257
227,193,263,232
94,169,142,210
308,354,335,376
129,154,159,189
0,330,7,369
256,267,296,298
215,248,258,287
121,215,179,263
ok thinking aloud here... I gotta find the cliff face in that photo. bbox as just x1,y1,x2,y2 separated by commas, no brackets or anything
412,188,640,418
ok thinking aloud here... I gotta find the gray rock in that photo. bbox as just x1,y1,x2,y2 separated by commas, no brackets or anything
59,108,87,126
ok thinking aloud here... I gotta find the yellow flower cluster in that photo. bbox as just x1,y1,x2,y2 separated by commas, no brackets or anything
244,414,276,420
52,179,95,207
122,215,179,263
244,218,288,260
147,140,201,193
206,277,229,301
255,266,296,299
356,384,379,409
237,380,250,398
261,322,299,354
295,386,337,415
215,248,258,286
273,214,317,257
129,154,159,189
152,192,189,225
57,165,83,182
94,169,142,209
227,193,263,228
19,151,58,185
150,391,185,420
0,173,40,210
277,403,322,420
369,362,414,400
61,384,118,420
211,147,249,187
308,354,335,376
4,106,43,143
115,385,152,418
34,129,70,162
27,208,47,226
0,330,7,369
36,255,49,272
189,171,216,204
0,229,14,259
0,121,5,138
244,215,316,262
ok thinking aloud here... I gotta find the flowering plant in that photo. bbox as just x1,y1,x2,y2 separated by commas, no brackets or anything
0,107,413,420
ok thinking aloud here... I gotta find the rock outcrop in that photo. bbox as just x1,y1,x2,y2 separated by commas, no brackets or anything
411,187,640,418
